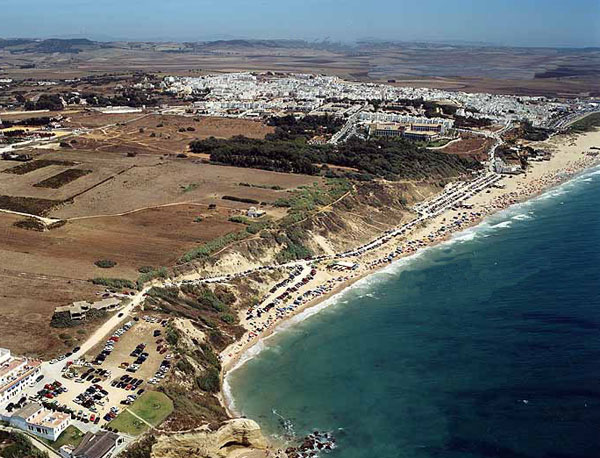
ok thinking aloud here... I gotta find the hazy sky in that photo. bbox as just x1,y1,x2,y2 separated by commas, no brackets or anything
2,0,599,47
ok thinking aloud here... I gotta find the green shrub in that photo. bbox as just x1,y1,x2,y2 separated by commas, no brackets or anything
196,367,220,393
214,285,236,305
94,259,117,268
221,195,259,204
176,358,194,374
136,267,169,289
228,215,251,224
0,431,47,458
165,325,179,346
220,313,235,324
179,230,249,263
180,183,198,193
90,278,135,290
246,221,269,234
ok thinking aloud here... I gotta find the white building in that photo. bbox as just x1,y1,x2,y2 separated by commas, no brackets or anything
0,348,41,407
9,403,71,441
247,207,266,218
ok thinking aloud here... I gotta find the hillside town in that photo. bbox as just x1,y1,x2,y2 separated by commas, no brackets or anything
161,72,597,127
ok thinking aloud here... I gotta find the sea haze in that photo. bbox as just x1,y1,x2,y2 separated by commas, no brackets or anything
228,166,600,458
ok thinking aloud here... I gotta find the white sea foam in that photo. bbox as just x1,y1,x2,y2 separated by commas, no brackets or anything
452,228,479,242
512,213,532,221
223,338,268,412
490,221,512,229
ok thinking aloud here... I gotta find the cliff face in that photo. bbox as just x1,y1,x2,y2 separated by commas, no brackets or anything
151,419,268,458
174,179,442,279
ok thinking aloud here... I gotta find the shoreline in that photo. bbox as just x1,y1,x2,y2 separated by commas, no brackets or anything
220,129,600,422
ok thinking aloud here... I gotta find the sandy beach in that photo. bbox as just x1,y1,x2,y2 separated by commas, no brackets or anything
219,129,600,412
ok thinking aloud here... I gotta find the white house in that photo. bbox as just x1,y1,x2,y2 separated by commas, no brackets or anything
9,402,71,441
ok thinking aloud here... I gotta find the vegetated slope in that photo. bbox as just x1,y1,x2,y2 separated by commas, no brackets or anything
568,112,600,133
174,178,441,277
142,281,263,429
127,179,441,457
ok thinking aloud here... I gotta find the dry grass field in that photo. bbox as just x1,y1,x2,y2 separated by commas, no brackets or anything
0,134,318,356
66,113,274,156
0,225,103,358
440,135,494,160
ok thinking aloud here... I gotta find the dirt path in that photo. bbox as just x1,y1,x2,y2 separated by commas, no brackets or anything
0,208,60,225
125,408,154,429
65,201,207,221
427,137,461,150
289,187,355,227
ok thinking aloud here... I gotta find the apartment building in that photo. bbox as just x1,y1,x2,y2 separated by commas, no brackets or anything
369,122,444,142
0,348,41,407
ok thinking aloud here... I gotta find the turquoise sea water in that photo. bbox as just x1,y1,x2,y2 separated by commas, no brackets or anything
227,166,600,458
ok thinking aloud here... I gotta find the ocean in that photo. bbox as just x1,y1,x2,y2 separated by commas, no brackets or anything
227,166,600,458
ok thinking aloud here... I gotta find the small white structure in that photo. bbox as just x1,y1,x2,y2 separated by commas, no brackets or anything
330,261,359,270
247,206,266,218
59,445,75,458
9,403,71,441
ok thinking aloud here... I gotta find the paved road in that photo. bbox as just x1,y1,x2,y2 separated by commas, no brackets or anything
328,103,367,145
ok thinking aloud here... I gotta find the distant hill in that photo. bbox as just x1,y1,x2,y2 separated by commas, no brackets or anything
0,38,101,54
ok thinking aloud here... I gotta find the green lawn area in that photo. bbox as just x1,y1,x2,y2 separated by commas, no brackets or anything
419,138,453,148
51,425,85,450
110,391,173,436
109,410,147,436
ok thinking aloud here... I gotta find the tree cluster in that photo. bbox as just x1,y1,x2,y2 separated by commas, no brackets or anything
80,89,158,107
24,94,63,111
190,135,480,181
266,114,345,141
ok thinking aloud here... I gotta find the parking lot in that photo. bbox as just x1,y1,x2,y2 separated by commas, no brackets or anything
33,316,173,427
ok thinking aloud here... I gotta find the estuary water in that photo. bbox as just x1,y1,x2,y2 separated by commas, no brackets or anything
227,167,600,458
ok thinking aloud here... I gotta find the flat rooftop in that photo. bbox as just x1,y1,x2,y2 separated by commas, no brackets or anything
0,359,41,395
30,409,70,428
